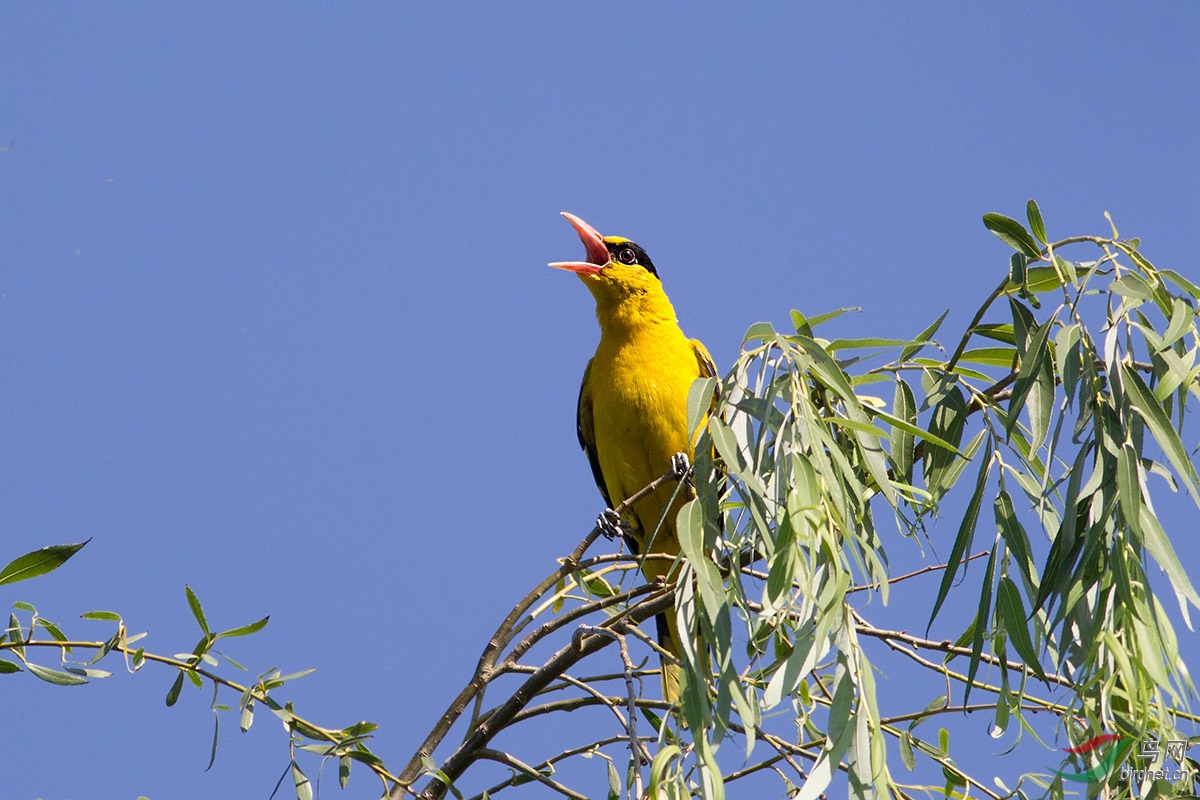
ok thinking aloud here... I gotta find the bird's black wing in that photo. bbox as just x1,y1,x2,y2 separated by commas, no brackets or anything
691,338,718,381
576,358,614,510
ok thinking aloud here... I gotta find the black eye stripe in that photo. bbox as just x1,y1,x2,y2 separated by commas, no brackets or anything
604,240,659,279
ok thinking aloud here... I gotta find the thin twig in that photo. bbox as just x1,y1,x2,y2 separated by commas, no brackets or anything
475,749,588,800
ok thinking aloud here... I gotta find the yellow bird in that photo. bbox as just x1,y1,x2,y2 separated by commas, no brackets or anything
550,212,717,703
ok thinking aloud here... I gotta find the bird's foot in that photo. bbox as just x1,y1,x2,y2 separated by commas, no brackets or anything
597,508,623,540
670,452,691,479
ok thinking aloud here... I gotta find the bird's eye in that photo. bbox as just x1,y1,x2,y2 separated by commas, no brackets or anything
618,248,637,264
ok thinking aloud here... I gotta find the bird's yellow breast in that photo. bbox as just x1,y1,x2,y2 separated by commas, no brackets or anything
588,320,701,561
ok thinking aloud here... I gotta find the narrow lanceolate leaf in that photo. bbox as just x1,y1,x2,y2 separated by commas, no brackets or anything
900,309,949,361
796,334,896,503
798,306,861,331
1159,297,1194,352
25,662,89,686
994,491,1037,596
929,450,992,630
964,544,998,703
218,616,270,639
166,671,185,706
0,659,21,674
1138,504,1200,613
1006,314,1054,445
996,577,1046,681
1120,364,1200,509
983,213,1042,259
890,379,916,483
1026,346,1055,453
0,541,89,586
1116,443,1143,531
956,347,1017,368
687,376,717,441
923,387,968,499
185,585,209,636
1026,199,1047,244
292,762,313,800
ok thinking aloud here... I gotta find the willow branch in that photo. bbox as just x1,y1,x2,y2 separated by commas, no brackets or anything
395,467,683,791
408,590,675,800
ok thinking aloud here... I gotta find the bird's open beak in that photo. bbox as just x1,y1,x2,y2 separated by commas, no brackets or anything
548,212,609,275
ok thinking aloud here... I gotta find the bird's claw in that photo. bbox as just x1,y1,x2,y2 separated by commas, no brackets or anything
670,452,691,479
597,508,623,540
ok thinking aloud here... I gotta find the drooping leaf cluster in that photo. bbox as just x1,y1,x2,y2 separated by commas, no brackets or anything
668,203,1200,798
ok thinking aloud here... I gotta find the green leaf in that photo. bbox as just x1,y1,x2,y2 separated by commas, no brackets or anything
994,491,1037,596
964,545,997,703
1161,269,1200,300
1020,266,1070,294
923,387,968,499
26,662,89,686
1009,252,1027,296
579,568,615,599
1159,298,1194,352
648,745,682,799
185,585,209,635
1116,443,1143,531
983,212,1042,259
218,616,270,639
873,408,962,457
1121,364,1200,510
292,762,313,800
795,334,896,504
996,577,1046,681
166,671,185,706
972,324,1016,345
899,730,915,771
0,659,22,674
0,541,89,586
1112,274,1154,301
37,619,68,643
900,310,948,361
827,337,925,352
957,348,1017,368
1026,199,1047,244
207,707,220,771
742,321,776,343
241,700,255,732
1005,308,1053,446
686,377,717,441
82,611,122,622
1138,503,1200,613
799,306,860,331
929,450,992,630
890,379,916,483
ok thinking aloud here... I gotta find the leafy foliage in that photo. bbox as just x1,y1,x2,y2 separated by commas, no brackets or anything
7,204,1199,799
667,203,1200,798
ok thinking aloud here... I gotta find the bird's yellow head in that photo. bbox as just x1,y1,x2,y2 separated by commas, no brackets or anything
549,212,673,324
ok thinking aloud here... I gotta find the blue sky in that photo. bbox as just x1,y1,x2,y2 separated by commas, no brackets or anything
3,4,1199,798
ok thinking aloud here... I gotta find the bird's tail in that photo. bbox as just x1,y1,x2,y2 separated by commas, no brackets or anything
655,611,683,705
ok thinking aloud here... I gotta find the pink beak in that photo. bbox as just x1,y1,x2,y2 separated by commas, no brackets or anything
548,212,610,276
